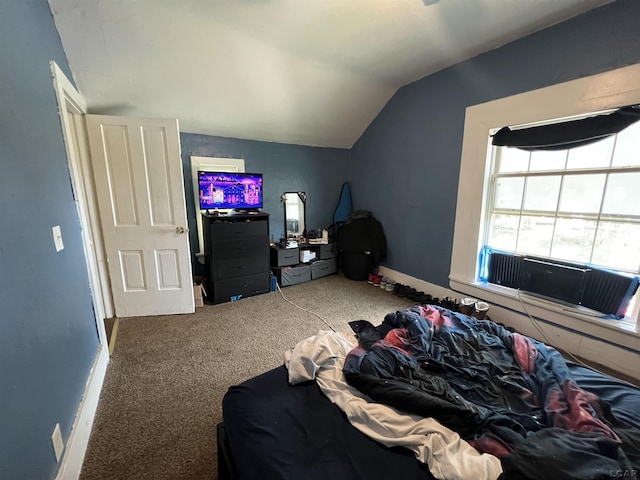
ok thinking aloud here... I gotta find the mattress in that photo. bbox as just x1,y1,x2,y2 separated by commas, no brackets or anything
221,364,434,480
220,309,640,480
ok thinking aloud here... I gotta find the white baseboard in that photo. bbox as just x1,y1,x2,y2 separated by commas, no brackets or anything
378,266,456,301
56,343,109,480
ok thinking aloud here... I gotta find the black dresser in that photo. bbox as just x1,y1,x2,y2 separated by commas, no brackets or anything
203,212,270,304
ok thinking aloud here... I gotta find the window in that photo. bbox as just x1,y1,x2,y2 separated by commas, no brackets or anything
450,63,640,346
485,122,640,275
482,123,640,321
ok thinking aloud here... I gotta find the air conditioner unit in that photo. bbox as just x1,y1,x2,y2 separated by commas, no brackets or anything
483,248,640,317
518,258,589,305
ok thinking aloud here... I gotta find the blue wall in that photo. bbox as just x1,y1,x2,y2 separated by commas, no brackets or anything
3,2,638,477
350,0,640,288
180,133,350,276
0,2,100,479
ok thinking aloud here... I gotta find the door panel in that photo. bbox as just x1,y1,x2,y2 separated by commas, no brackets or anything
120,250,146,291
86,115,194,317
156,249,181,289
103,125,138,225
143,126,175,225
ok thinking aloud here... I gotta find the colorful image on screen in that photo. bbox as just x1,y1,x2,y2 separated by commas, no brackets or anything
198,172,263,210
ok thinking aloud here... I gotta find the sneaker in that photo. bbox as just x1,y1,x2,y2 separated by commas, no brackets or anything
367,273,375,285
473,301,490,320
416,293,432,304
409,290,425,302
399,287,416,299
442,297,454,310
460,297,478,316
380,276,389,289
385,280,395,292
373,275,382,287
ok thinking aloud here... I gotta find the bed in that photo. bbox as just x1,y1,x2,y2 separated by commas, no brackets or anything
219,304,640,480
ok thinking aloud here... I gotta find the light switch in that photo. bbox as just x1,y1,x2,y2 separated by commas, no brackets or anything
52,225,64,252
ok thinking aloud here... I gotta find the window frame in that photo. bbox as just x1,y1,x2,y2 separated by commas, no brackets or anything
450,62,640,347
486,142,640,275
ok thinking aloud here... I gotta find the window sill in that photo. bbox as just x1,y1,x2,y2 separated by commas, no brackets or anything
449,275,640,353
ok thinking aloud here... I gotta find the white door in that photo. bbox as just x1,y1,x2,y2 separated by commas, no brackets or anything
85,115,194,317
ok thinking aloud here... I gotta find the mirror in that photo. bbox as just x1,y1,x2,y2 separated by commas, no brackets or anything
282,192,306,239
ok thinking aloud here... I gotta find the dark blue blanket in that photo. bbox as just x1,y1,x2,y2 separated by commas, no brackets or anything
343,305,640,479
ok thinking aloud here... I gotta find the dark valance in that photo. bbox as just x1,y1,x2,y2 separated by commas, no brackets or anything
491,105,640,151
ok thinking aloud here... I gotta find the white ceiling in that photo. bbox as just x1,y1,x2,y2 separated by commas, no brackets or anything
49,0,611,148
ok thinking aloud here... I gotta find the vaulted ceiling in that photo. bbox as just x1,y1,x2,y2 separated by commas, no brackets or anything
49,0,611,148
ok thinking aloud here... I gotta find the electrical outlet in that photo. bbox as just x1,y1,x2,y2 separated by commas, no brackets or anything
52,225,64,252
51,423,64,462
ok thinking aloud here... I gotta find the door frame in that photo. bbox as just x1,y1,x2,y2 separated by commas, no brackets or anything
51,61,111,479
190,156,245,258
51,61,113,334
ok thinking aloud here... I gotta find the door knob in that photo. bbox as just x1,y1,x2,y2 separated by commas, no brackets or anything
175,226,187,234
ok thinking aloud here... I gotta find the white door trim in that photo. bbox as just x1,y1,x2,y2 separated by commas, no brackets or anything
50,61,112,337
50,61,110,479
190,156,245,258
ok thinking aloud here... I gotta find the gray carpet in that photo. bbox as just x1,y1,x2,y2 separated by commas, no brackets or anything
80,274,414,480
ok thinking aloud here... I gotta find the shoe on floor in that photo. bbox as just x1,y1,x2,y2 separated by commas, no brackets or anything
416,293,433,304
409,290,425,302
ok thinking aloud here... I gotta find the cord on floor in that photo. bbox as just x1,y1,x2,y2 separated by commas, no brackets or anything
275,281,337,332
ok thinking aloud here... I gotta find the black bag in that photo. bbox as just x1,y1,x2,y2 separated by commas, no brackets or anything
337,210,386,280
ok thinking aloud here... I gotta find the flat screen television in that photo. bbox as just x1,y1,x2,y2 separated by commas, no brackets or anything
198,171,263,211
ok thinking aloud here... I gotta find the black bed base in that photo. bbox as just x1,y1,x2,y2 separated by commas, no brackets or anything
217,422,237,480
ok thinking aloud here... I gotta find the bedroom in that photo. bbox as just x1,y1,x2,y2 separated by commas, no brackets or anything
1,1,640,479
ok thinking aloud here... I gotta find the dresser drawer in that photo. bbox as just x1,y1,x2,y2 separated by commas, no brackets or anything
213,237,268,259
319,242,337,259
277,265,311,287
311,258,337,279
210,220,268,242
211,255,269,281
270,246,299,267
213,272,269,304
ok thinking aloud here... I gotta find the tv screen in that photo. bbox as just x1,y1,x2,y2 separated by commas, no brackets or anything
198,171,263,210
